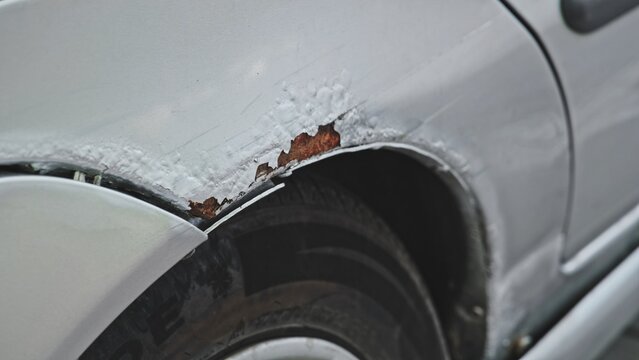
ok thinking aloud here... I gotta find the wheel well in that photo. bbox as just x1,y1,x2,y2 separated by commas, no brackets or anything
0,149,489,359
294,149,488,360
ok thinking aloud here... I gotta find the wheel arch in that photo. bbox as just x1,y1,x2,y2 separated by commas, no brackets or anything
0,143,489,360
283,144,490,360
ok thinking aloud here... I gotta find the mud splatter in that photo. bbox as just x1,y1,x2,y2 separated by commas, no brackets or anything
277,122,341,167
188,196,231,220
254,162,274,180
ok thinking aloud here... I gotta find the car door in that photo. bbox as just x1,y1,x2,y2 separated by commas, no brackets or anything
502,0,639,261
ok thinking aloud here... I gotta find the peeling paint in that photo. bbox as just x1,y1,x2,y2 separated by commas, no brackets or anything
193,121,341,220
277,122,341,167
180,74,370,220
188,196,231,220
254,162,274,180
0,73,394,220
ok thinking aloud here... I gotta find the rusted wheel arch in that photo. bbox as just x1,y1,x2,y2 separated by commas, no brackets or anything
0,142,489,360
275,143,490,360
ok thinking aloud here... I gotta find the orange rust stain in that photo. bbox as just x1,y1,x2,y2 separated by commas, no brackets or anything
188,196,230,220
277,122,341,167
255,162,274,180
190,122,341,220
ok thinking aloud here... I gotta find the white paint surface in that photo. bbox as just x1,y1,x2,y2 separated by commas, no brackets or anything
0,0,574,358
0,176,206,360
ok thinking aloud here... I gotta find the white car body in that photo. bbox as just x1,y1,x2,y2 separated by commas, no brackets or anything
1,0,638,358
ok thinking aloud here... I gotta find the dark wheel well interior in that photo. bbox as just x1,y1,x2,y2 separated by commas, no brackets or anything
294,149,488,360
0,149,489,359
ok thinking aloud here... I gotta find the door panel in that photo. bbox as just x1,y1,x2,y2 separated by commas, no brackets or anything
503,0,639,259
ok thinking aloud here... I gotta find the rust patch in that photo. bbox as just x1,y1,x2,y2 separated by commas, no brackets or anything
188,196,231,220
254,162,274,180
277,122,341,167
190,121,342,220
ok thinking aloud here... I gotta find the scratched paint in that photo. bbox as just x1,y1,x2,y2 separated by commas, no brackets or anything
182,75,370,219
0,1,575,357
184,75,361,220
0,74,386,219
182,73,400,220
189,121,341,220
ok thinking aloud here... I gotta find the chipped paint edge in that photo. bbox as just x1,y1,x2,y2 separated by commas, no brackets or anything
203,182,285,235
188,120,342,221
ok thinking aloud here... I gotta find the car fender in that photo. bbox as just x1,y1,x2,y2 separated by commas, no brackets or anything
0,0,571,358
0,175,206,360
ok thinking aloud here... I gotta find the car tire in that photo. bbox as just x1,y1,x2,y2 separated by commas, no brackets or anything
81,176,449,360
